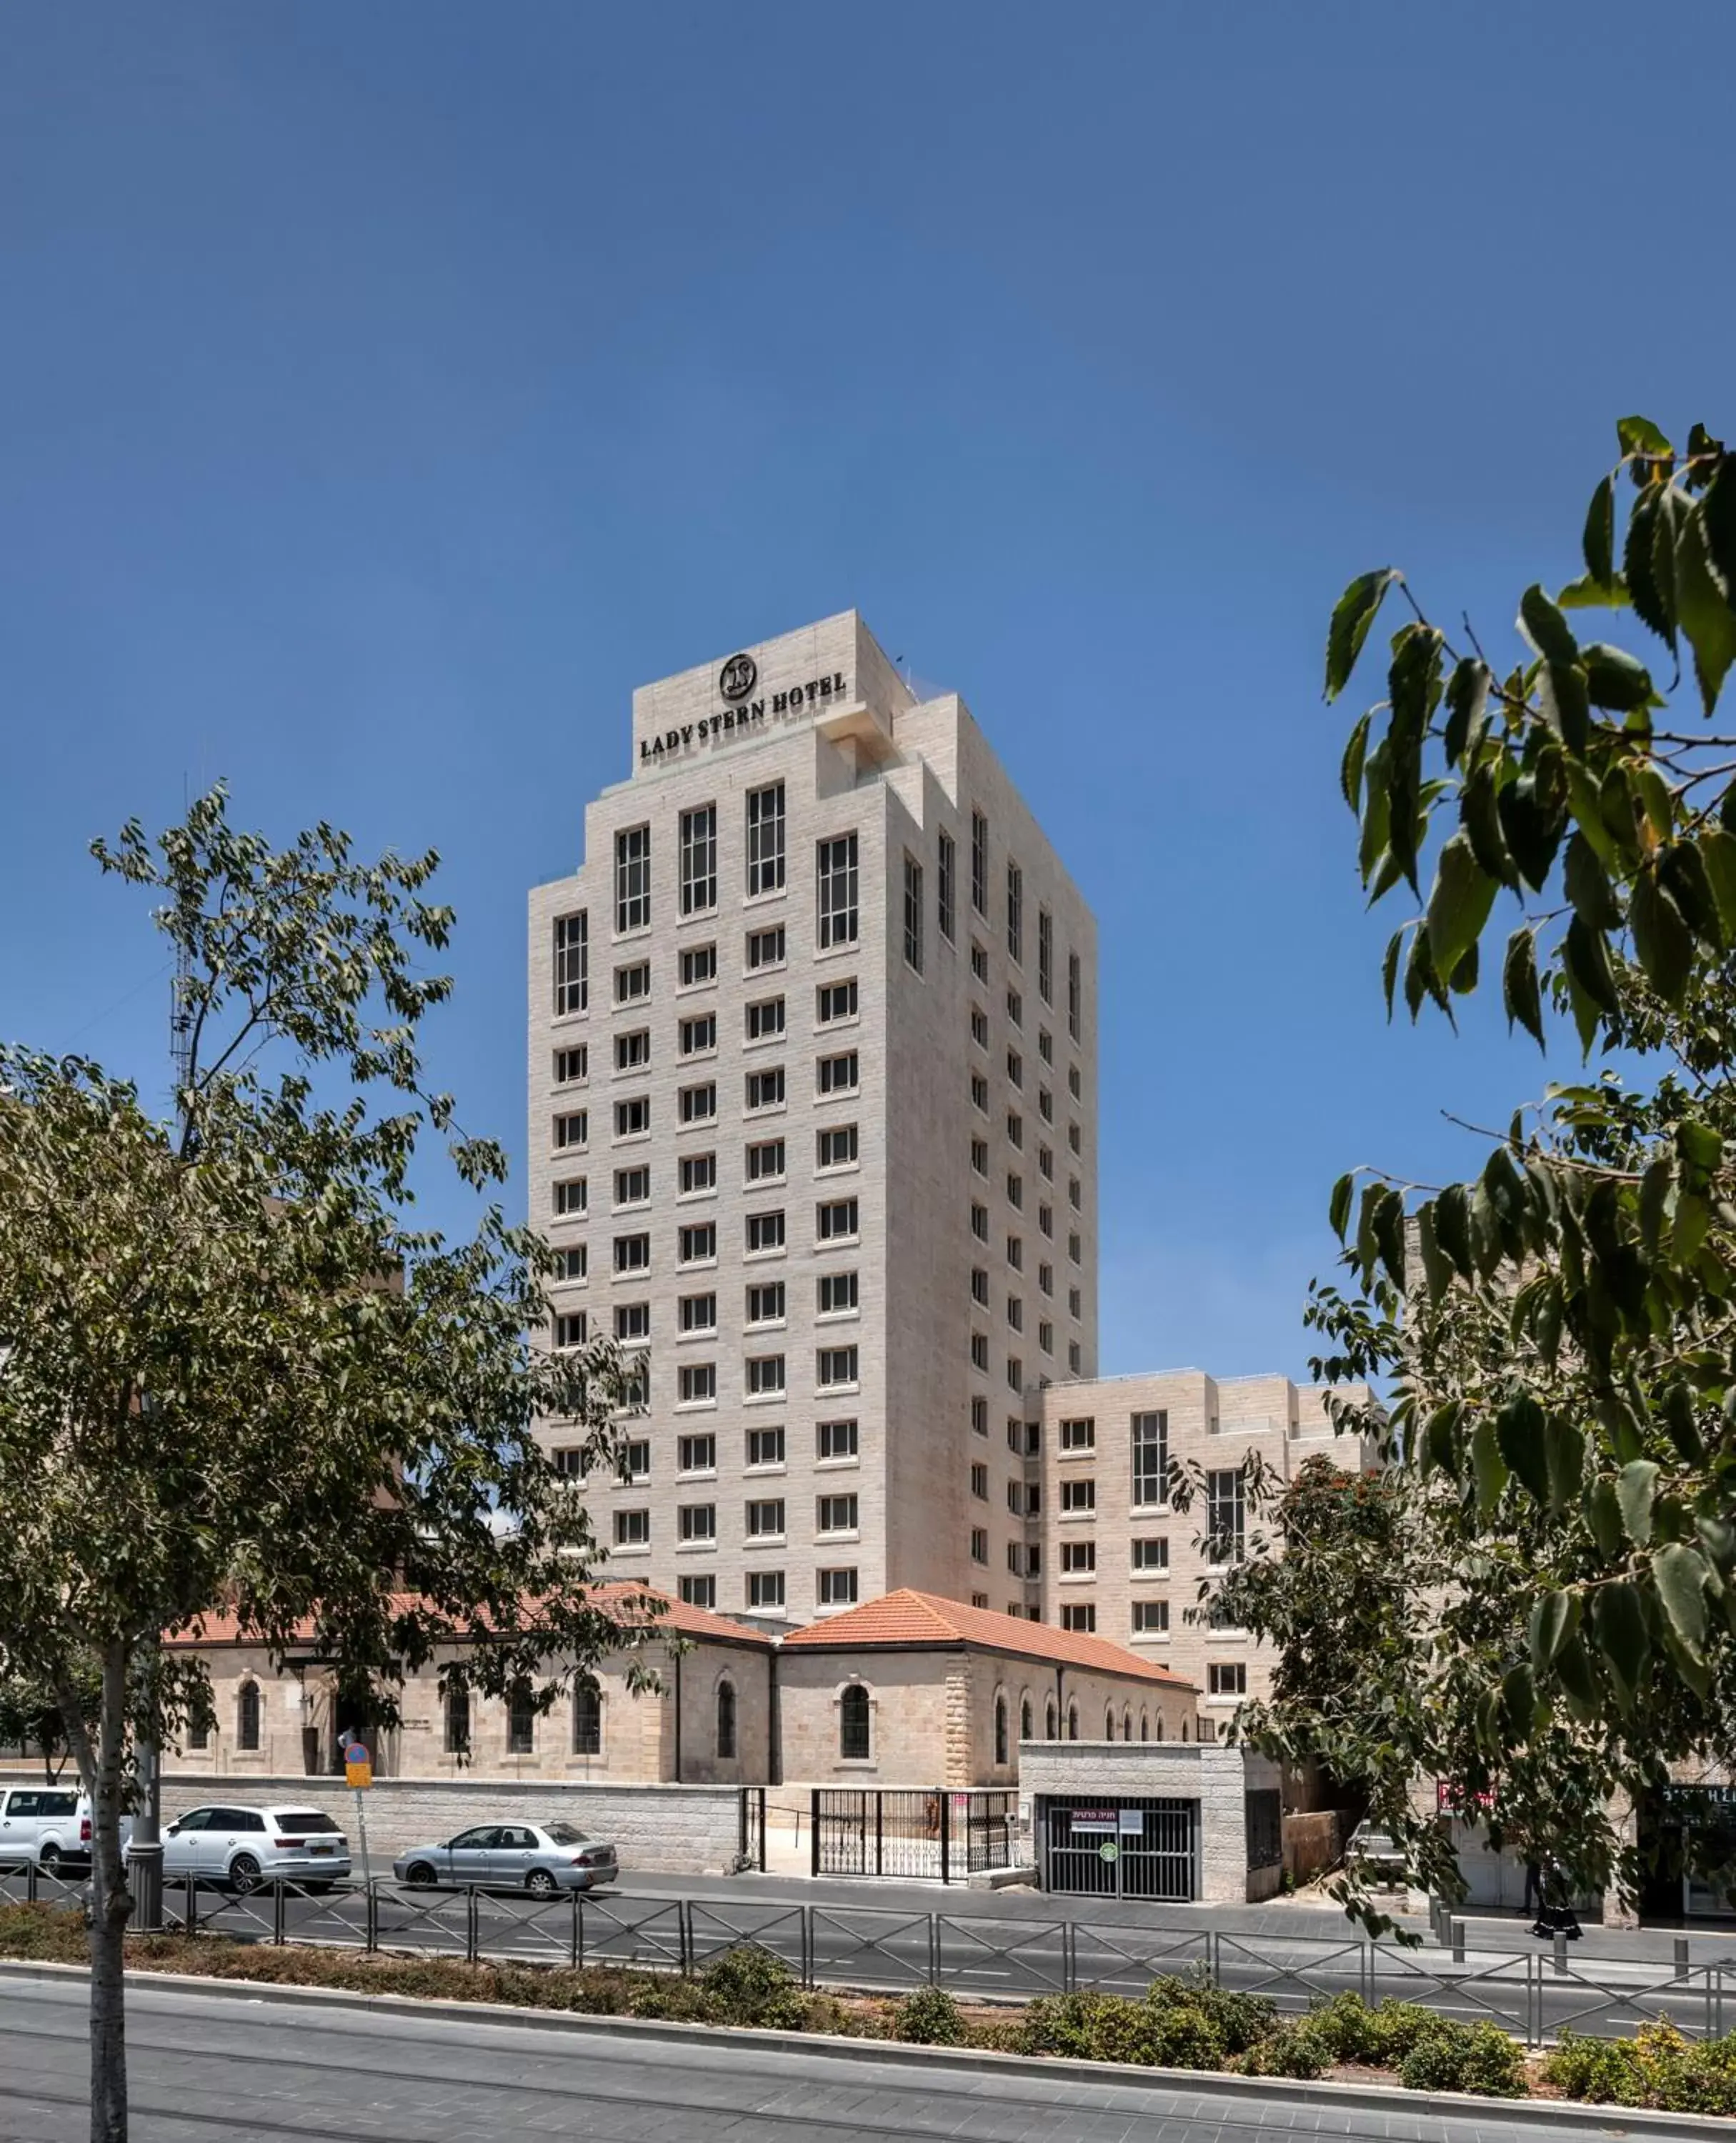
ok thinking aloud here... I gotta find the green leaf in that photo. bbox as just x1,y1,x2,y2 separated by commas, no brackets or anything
1564,914,1620,1016
1357,736,1392,886
1442,659,1490,766
1625,488,1677,655
1416,1203,1452,1305
1496,1392,1548,1502
1659,841,1723,948
1587,1476,1624,1558
1617,1459,1660,1547
1554,1633,1600,1720
1471,1417,1508,1515
1497,773,1566,893
1341,711,1373,811
1420,1399,1462,1477
1703,460,1736,604
1618,414,1674,468
1592,1582,1650,1711
1630,869,1695,1004
1372,1187,1406,1287
1501,1662,1537,1740
1355,1182,1385,1282
1559,572,1631,611
1403,925,1452,1023
1502,928,1544,1048
1580,643,1655,711
1543,1415,1584,1512
1652,1543,1709,1655
1380,927,1402,1019
1325,569,1398,701
1582,474,1616,586
1462,759,1517,886
1698,829,1736,939
1660,1383,1705,1467
1539,660,1590,755
1564,831,1621,929
1518,583,1580,667
1529,1589,1579,1672
1637,1157,1674,1257
1433,1182,1473,1279
1675,498,1736,715
1425,834,1496,989
1328,1172,1355,1242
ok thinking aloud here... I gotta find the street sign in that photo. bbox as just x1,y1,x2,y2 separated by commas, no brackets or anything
1098,1840,1119,1864
1119,1809,1144,1835
344,1742,371,1790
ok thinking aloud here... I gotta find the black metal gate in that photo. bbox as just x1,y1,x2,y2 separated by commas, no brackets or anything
1042,1797,1197,1900
810,1789,1014,1882
737,1786,766,1872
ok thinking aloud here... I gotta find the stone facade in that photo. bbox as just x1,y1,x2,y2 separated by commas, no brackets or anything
527,611,1098,1628
1037,1370,1378,1726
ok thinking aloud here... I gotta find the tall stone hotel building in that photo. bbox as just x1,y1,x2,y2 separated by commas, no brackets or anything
529,613,1097,1628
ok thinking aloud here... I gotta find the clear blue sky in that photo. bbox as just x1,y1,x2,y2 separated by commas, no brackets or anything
2,4,1729,1381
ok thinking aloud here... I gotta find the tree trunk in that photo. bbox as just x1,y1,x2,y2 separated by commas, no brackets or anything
59,1644,132,2143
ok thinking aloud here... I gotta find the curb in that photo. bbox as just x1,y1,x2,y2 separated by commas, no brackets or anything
0,1959,1719,2137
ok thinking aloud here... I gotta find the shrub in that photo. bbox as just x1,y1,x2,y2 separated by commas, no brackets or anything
1148,1970,1277,2054
1396,2019,1527,2097
1363,1999,1445,2064
1302,1992,1384,2064
1543,2024,1736,2117
1015,1988,1227,2069
890,1985,969,2046
1237,2021,1333,2079
697,1943,809,2031
1541,2031,1646,2106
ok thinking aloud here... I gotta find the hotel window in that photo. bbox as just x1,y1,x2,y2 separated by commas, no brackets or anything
746,1498,786,1539
1007,1111,1023,1149
816,833,859,949
969,1202,988,1242
970,946,989,990
553,1312,588,1349
614,1509,649,1548
746,1137,785,1182
746,1066,785,1112
680,942,717,987
1007,1173,1023,1209
747,1570,786,1609
1067,951,1082,1041
817,1049,858,1095
1061,1540,1095,1574
1069,1229,1082,1262
1007,988,1022,1029
614,1029,649,1072
679,1292,717,1335
555,1246,587,1281
444,1687,471,1757
1038,1144,1054,1182
1037,908,1053,1004
1039,1202,1053,1239
902,852,924,973
969,1528,989,1564
1069,1122,1082,1156
679,1081,716,1124
970,1005,989,1049
969,1463,989,1499
679,804,717,916
970,1267,989,1307
618,1437,651,1480
1059,1417,1095,1454
1006,861,1023,963
1007,1048,1023,1089
678,1432,717,1474
1038,1086,1054,1124
1132,1537,1169,1572
746,782,786,896
1037,1260,1053,1296
678,1364,717,1407
1060,1604,1097,1634
614,1164,650,1206
970,808,988,915
1006,1355,1022,1391
679,1222,717,1265
679,1013,717,1056
745,1353,786,1397
1069,1061,1082,1099
817,1493,858,1534
1038,1027,1053,1066
679,1502,716,1544
746,996,785,1042
614,826,650,934
971,1138,988,1177
747,1425,785,1469
745,1280,785,1325
1007,1542,1024,1576
612,1233,649,1274
821,1568,860,1609
615,960,651,1006
1069,1341,1082,1372
746,925,785,971
817,978,857,1024
1007,1296,1024,1332
1006,1480,1024,1516
1206,1469,1247,1563
554,1046,588,1084
971,1396,989,1436
817,1346,859,1390
817,1418,858,1461
817,1271,858,1317
1132,1411,1169,1507
937,827,956,941
554,912,589,1015
817,1198,859,1242
506,1688,535,1756
1068,1285,1082,1317
679,1152,716,1197
746,1210,786,1254
970,1333,989,1371
614,1302,649,1342
970,1072,989,1113
1039,1322,1053,1354
678,1575,716,1612
1060,1478,1096,1514
817,1124,857,1169
554,1110,588,1150
1209,1663,1247,1698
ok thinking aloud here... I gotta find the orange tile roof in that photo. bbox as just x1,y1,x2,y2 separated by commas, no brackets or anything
169,1584,771,1652
778,1589,1194,1689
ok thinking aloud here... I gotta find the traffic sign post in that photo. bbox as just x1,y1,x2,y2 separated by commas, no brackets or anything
344,1743,373,1887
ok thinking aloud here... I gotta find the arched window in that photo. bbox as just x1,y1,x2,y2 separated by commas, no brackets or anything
1139,1710,1149,1742
236,1682,261,1752
1104,1706,1114,1740
1020,1697,1033,1742
716,1679,737,1760
1122,1709,1132,1742
1182,1716,1190,1742
445,1684,471,1756
188,1712,210,1752
1067,1703,1079,1741
994,1694,1009,1767
1044,1699,1057,1739
572,1684,601,1755
840,1684,871,1760
1154,1713,1164,1741
507,1686,535,1755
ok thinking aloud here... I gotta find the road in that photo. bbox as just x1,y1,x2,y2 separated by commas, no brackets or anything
0,1974,1592,2143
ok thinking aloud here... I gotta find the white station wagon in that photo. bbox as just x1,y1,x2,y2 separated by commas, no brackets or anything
143,1803,351,1892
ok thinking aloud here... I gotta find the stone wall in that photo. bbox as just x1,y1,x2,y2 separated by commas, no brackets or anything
1282,1809,1342,1885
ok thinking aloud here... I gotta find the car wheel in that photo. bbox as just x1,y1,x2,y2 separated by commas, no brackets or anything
39,1844,64,1877
229,1853,263,1895
404,1862,437,1889
524,1868,559,1899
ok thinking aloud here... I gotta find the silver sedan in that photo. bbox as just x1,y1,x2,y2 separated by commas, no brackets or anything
392,1821,618,1897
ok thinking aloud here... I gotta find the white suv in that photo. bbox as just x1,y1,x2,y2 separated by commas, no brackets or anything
151,1803,351,1892
0,1786,134,1874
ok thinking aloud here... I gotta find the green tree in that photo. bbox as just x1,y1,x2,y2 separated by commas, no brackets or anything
1294,418,1736,1921
0,789,648,2143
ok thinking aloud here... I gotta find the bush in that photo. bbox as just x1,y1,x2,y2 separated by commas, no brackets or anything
1237,2021,1333,2079
697,1943,809,2031
1543,2024,1736,2117
1015,1988,1227,2069
1397,2019,1527,2097
1363,1999,1445,2064
1148,1970,1277,2054
1301,1992,1383,2064
890,1985,969,2046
